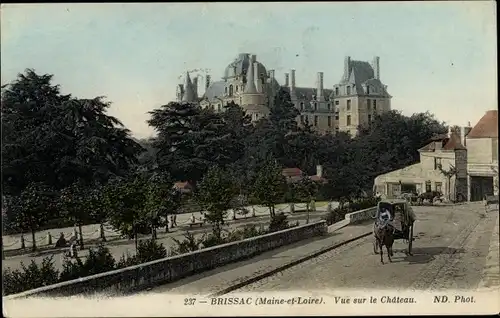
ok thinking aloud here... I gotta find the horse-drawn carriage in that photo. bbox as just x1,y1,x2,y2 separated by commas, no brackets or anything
372,199,417,261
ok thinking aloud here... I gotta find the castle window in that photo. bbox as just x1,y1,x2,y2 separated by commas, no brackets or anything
335,111,339,121
335,87,339,96
300,115,305,123
335,100,339,106
225,87,228,95
314,103,318,111
373,100,377,110
300,102,304,111
335,127,339,134
229,85,234,96
347,115,351,126
367,99,371,110
314,116,318,127
328,116,332,127
218,104,221,112
347,100,351,111
327,103,331,111
366,86,370,94
346,86,351,95
235,85,239,93
368,114,372,123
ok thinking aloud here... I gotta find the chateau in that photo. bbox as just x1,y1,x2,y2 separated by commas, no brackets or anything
176,53,392,136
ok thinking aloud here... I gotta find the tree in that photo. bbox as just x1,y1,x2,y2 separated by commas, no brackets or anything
438,163,458,201
295,177,319,222
58,182,90,249
148,102,235,185
2,70,142,196
6,183,57,251
103,173,149,250
252,159,286,217
195,166,238,239
144,172,181,238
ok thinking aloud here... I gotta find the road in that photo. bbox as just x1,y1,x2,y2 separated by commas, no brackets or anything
2,212,326,272
230,202,498,292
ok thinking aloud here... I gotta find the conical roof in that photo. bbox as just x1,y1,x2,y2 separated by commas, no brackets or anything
181,72,196,102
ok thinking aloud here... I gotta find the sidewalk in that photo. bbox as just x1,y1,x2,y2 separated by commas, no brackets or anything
478,212,499,290
144,221,373,296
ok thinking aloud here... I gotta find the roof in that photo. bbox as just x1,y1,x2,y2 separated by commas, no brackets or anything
337,59,390,97
282,87,334,101
224,53,267,80
442,132,466,150
467,110,498,139
173,181,192,189
282,168,303,178
418,132,466,152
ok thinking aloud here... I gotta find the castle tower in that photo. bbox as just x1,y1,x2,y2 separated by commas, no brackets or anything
331,56,392,137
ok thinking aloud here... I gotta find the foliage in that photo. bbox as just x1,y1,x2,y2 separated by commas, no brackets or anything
195,166,238,238
268,212,290,233
323,196,381,225
103,173,150,240
2,256,60,295
171,231,204,254
251,159,286,217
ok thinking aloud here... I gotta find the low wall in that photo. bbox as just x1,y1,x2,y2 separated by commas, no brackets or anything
345,207,377,224
5,221,327,299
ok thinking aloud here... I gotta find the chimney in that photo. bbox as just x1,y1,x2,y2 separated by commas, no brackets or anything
435,140,442,151
316,165,323,178
284,73,289,86
460,126,466,147
192,77,198,98
344,56,351,81
269,70,275,81
205,75,211,90
254,63,261,93
373,56,380,80
251,54,257,63
245,62,258,94
177,84,184,101
290,69,296,91
448,126,452,138
317,72,324,101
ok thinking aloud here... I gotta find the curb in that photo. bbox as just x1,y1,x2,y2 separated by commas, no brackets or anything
209,230,372,297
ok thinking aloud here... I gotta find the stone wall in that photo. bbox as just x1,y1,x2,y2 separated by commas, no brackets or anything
5,221,328,300
345,207,377,224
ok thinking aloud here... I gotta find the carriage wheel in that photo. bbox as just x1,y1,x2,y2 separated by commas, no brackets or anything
407,223,414,256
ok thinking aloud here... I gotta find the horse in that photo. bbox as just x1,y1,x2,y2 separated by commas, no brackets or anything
373,218,395,264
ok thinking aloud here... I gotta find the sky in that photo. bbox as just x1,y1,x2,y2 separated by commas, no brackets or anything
1,2,497,139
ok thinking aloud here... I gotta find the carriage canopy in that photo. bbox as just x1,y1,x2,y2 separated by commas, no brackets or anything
376,199,417,225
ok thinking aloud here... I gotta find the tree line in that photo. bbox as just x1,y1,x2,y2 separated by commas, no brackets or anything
2,69,447,248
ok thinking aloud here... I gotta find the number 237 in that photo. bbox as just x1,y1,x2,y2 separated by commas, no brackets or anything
184,298,196,306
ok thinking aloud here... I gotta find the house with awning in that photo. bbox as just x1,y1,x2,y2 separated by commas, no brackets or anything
465,110,498,201
373,110,498,202
373,129,468,200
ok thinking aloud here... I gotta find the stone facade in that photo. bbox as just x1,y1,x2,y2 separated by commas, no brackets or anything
176,53,392,136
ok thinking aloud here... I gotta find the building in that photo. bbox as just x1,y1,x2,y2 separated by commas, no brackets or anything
282,165,327,184
373,110,499,201
373,128,469,200
465,110,498,201
175,53,392,136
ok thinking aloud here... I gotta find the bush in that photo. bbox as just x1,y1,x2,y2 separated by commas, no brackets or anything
200,233,226,248
171,232,203,255
136,239,167,263
2,256,60,296
59,244,115,282
268,212,289,233
59,256,85,282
